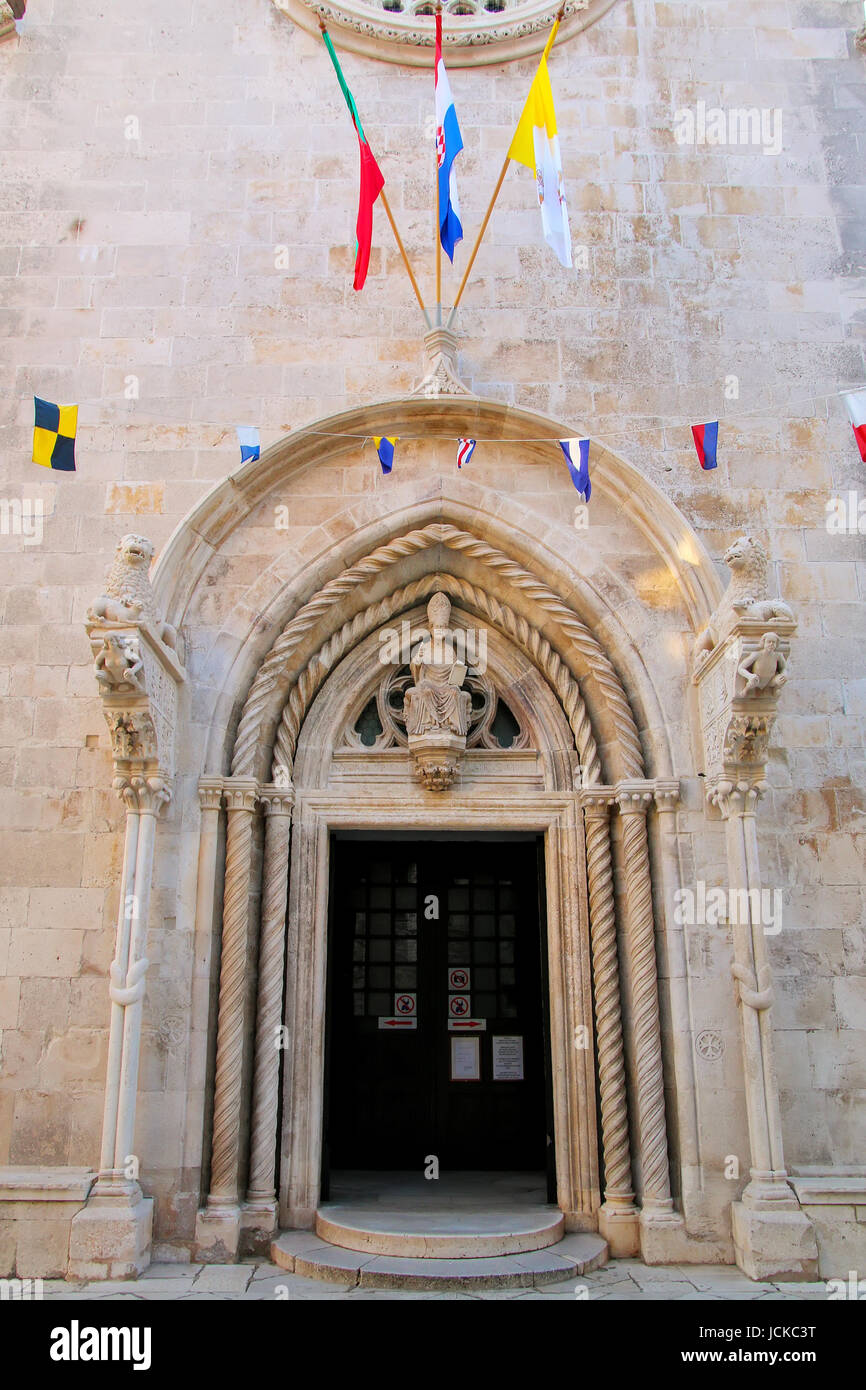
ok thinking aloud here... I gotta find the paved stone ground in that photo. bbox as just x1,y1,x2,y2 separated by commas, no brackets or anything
38,1260,834,1301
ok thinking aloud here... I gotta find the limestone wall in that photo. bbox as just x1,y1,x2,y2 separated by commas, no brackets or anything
0,0,864,1268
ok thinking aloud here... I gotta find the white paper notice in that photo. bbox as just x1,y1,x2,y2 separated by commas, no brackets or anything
451,1036,480,1081
492,1035,524,1081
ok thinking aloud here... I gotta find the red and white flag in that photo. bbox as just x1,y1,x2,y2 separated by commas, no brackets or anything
843,391,866,462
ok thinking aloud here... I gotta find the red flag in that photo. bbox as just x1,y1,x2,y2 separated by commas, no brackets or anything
354,137,385,292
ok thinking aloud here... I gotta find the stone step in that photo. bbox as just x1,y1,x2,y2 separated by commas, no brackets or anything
316,1202,564,1258
270,1230,608,1291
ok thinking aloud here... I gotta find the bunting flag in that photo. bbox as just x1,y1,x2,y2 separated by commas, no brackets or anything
374,436,397,474
33,397,77,471
843,391,866,462
321,28,385,292
691,421,718,470
507,31,572,268
236,426,260,464
435,11,464,263
559,438,591,501
456,437,476,469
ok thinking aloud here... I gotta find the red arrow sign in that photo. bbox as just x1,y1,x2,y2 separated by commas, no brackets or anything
384,1019,414,1027
451,1020,482,1028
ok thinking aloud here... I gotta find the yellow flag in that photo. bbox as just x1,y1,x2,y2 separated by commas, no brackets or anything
508,57,558,171
506,32,572,268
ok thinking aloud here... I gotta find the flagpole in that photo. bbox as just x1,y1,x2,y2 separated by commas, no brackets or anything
446,4,565,329
435,2,443,326
318,18,431,327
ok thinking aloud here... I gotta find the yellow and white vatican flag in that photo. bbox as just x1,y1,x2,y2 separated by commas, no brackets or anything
507,36,572,268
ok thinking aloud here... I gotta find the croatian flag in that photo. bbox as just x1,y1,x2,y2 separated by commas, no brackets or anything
374,436,397,474
559,438,591,501
691,421,718,470
435,12,463,263
843,391,866,462
456,438,476,469
236,426,260,464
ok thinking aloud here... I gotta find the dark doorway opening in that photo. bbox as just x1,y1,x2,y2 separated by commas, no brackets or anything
323,834,554,1195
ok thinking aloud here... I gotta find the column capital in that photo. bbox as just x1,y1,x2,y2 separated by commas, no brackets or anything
708,778,767,819
652,779,680,813
198,777,224,812
580,785,616,817
259,784,295,815
222,777,259,814
112,773,172,816
614,781,654,814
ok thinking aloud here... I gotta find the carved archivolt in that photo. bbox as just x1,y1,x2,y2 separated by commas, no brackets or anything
232,523,643,784
272,576,599,782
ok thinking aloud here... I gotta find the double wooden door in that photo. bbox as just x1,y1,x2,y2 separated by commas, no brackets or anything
324,837,552,1178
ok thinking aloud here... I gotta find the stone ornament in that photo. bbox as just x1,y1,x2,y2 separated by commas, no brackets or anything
694,1030,724,1061
694,535,794,668
87,533,179,653
271,0,615,67
94,634,145,693
737,632,787,695
412,327,474,398
403,593,472,789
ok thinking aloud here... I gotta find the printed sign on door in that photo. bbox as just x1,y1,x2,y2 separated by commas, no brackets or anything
448,967,470,991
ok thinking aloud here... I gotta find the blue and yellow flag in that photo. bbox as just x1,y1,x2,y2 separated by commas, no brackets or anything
33,396,77,471
374,436,397,474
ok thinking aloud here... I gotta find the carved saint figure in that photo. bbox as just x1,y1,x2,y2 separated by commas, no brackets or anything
403,593,472,738
737,631,788,694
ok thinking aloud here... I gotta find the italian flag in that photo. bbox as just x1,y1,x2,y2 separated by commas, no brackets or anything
321,29,385,292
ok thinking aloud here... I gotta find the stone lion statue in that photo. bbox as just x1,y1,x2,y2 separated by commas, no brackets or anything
87,534,177,650
694,535,794,664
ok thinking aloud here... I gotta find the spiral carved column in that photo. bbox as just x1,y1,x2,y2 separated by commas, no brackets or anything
246,787,294,1224
195,777,258,1262
582,790,638,1255
615,786,674,1219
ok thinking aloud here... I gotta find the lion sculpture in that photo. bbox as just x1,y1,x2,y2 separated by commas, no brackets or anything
694,535,793,665
87,534,177,650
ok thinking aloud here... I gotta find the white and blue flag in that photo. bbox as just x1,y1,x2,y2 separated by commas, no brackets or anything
559,438,591,501
435,12,463,263
236,426,260,464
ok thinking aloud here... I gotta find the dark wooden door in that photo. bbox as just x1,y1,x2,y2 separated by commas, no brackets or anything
325,838,550,1172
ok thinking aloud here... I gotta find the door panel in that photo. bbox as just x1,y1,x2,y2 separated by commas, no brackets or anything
326,838,549,1172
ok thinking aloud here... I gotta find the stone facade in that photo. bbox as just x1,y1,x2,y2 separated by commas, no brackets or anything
0,0,864,1282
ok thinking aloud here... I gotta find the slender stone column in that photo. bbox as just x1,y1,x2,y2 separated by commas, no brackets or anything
582,789,638,1256
97,781,140,1178
713,780,816,1277
69,774,170,1278
195,776,259,1262
245,786,295,1238
614,784,676,1226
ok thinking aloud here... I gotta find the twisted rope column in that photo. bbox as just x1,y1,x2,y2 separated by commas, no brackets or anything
582,789,637,1252
206,777,258,1209
246,786,294,1213
615,784,674,1214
